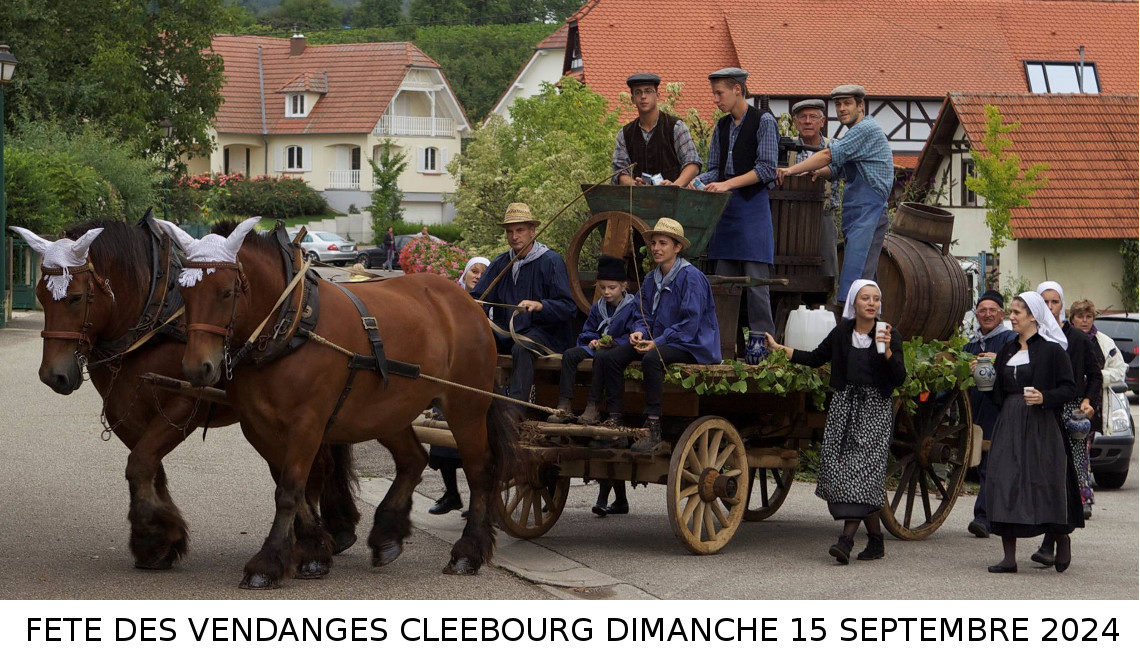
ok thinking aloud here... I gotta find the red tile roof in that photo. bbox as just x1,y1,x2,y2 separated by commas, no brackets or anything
210,35,444,135
276,72,329,94
915,93,1139,239
567,0,1138,119
536,23,569,50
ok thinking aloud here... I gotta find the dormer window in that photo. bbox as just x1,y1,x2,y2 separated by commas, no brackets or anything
1024,61,1100,93
287,93,306,117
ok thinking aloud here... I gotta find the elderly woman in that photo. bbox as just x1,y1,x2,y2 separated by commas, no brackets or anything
1069,299,1129,437
766,279,906,563
985,291,1081,573
1035,282,1102,537
427,256,490,516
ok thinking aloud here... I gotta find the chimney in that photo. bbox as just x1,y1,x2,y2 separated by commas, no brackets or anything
290,25,306,56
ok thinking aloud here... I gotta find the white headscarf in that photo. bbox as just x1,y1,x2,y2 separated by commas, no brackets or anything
841,279,882,319
457,256,490,291
1017,290,1068,349
1036,280,1066,322
155,217,260,287
9,226,105,300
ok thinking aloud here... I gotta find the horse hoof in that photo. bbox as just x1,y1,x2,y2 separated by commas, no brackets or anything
134,555,175,571
332,531,357,555
371,540,403,568
295,560,330,579
240,573,279,590
443,558,480,576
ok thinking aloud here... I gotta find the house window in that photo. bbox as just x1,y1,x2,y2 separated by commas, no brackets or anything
960,159,977,206
1024,61,1099,93
287,93,306,117
423,147,438,172
286,145,304,170
223,147,230,174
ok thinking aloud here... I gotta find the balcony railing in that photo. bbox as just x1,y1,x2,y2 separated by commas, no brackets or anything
375,115,453,137
328,169,361,190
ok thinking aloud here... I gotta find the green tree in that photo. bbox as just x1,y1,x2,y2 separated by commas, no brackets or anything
0,0,227,165
274,0,343,29
369,139,409,238
353,0,403,27
963,105,1050,255
410,0,469,25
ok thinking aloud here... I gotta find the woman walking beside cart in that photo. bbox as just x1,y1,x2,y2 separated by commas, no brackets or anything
765,279,906,564
984,291,1081,574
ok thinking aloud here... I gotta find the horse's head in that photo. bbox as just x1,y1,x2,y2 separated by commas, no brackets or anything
11,226,113,394
157,217,259,387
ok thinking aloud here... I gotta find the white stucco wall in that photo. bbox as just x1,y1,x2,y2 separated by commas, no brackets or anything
491,48,565,121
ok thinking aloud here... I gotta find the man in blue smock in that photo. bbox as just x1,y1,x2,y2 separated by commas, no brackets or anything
964,290,1017,538
596,218,721,452
471,202,577,401
692,67,778,365
777,84,894,308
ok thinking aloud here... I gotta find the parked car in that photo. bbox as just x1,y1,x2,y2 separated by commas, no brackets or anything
287,230,357,265
1091,383,1136,490
355,234,438,269
1095,313,1138,394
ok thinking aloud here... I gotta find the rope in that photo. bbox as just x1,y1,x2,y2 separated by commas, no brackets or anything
302,330,564,417
241,257,311,346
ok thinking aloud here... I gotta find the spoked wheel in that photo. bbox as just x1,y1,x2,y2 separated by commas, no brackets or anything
495,474,570,540
743,466,795,522
882,390,973,540
667,416,748,554
564,211,650,314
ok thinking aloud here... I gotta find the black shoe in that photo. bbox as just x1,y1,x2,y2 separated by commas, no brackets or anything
988,563,1018,573
604,501,629,515
591,504,607,517
1055,536,1072,573
1031,548,1056,567
968,519,990,538
631,418,661,453
829,534,854,564
856,533,884,560
428,492,462,515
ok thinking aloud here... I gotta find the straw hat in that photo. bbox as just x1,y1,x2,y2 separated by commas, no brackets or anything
347,262,372,282
497,202,540,227
644,217,690,249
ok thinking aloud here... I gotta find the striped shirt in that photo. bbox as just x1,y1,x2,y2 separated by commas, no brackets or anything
827,116,894,199
611,118,703,183
696,110,779,187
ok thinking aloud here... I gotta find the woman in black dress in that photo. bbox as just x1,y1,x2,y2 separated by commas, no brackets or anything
767,279,906,564
985,291,1082,573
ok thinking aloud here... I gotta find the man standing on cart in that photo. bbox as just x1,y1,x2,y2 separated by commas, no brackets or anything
612,73,702,187
471,203,577,401
691,67,779,365
776,84,893,310
790,99,840,292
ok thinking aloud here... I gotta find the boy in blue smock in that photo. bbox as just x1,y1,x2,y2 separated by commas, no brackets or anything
547,254,641,427
596,218,721,452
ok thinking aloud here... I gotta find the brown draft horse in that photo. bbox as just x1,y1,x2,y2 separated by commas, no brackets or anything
165,220,513,589
26,216,361,571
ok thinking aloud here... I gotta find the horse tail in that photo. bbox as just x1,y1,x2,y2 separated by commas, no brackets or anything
484,397,526,492
319,444,361,554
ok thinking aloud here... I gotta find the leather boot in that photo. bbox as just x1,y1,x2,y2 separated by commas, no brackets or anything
630,418,661,453
829,534,855,564
856,533,885,560
578,401,601,425
545,398,573,423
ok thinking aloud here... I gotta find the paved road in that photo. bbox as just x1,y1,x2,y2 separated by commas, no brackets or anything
2,310,1136,599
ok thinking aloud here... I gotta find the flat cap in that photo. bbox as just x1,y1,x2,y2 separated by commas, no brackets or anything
791,99,826,114
708,67,748,83
626,72,661,87
830,84,866,99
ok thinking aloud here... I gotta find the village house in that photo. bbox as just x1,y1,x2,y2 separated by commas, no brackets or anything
189,31,470,224
504,0,1138,169
913,93,1138,311
489,24,568,122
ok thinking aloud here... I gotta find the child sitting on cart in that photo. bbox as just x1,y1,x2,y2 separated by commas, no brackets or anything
596,218,722,452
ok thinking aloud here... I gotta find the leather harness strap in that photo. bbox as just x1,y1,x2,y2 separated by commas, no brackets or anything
187,323,231,337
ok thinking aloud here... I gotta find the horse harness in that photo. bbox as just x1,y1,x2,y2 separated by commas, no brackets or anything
38,261,115,352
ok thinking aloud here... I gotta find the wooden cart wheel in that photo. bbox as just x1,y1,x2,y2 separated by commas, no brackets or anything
743,466,795,522
495,474,570,540
881,389,973,540
564,211,650,314
667,416,748,554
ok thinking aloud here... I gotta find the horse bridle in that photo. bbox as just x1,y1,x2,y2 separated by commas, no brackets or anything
181,260,248,339
39,261,115,353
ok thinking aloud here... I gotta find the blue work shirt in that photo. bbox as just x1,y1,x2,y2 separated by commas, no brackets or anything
471,248,577,352
577,297,642,355
632,263,721,364
696,111,778,186
829,116,894,200
965,327,1018,439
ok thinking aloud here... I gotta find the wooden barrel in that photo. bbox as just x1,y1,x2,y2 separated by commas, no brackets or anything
875,234,971,341
769,175,831,294
892,202,955,249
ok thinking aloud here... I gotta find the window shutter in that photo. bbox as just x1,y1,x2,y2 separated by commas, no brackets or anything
415,146,426,173
301,146,311,172
440,148,448,171
274,147,284,172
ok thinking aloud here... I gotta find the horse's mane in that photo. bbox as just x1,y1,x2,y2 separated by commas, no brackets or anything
210,219,279,256
64,219,151,298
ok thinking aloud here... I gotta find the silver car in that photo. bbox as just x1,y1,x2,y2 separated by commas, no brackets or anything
288,230,357,265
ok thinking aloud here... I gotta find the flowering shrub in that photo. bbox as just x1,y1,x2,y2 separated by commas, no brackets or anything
170,172,329,220
179,172,246,190
398,237,470,279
